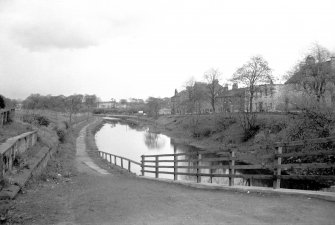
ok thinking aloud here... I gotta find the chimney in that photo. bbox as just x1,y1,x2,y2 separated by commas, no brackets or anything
223,84,229,92
232,83,238,90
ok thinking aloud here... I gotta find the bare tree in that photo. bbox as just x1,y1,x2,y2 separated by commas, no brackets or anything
146,97,162,117
204,68,222,112
287,44,335,102
232,56,273,112
183,77,196,113
65,94,83,125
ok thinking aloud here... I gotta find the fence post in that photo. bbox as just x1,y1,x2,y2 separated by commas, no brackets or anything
196,152,201,183
155,156,159,178
109,154,112,164
229,150,235,186
273,146,282,189
174,154,177,180
210,168,213,183
141,155,144,176
128,160,131,172
0,154,3,181
114,155,117,165
121,158,124,169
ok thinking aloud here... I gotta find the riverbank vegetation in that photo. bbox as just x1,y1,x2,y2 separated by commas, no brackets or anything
149,108,334,164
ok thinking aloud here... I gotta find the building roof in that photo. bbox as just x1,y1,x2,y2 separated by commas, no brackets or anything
218,88,246,98
285,58,335,85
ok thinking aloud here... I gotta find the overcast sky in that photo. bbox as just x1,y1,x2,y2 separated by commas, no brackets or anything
0,0,334,101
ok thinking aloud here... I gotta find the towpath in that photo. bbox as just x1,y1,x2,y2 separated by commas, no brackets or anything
10,124,335,225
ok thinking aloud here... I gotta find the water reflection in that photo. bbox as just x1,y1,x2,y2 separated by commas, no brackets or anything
95,119,270,187
144,132,166,150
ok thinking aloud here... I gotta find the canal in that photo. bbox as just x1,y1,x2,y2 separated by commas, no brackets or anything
95,118,257,185
95,118,331,190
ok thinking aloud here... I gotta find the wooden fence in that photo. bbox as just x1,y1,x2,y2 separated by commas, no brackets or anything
98,151,141,173
98,136,335,189
0,108,15,126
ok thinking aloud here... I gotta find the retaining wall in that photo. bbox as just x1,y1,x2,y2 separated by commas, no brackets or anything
0,131,38,179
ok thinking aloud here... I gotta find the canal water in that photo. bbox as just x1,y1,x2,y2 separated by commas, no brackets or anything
95,119,267,186
95,118,330,190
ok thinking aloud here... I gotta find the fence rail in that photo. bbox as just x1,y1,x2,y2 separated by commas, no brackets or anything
0,108,15,126
98,136,335,190
98,151,141,173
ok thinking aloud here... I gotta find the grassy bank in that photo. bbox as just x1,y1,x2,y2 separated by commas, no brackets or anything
130,111,335,165
0,122,33,144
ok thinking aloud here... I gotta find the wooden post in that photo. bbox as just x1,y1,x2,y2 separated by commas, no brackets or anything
141,155,144,176
210,169,213,183
114,155,117,165
273,146,282,189
128,160,131,172
155,156,159,178
0,154,3,181
109,154,112,164
174,154,177,180
229,150,235,186
196,153,201,183
174,146,177,181
121,158,124,168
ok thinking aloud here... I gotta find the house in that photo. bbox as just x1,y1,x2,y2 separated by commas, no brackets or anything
217,83,246,112
96,101,115,109
283,56,335,110
158,108,172,115
249,84,285,112
217,83,285,113
171,82,223,114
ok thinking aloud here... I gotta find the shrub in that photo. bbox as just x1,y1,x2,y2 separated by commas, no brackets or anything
0,95,5,109
192,126,212,138
22,114,50,127
36,115,50,126
56,128,66,143
215,115,237,132
284,107,335,141
237,112,260,141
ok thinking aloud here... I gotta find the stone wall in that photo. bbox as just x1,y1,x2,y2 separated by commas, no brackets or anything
0,131,38,179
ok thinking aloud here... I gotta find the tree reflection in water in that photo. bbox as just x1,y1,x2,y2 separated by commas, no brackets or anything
144,132,165,150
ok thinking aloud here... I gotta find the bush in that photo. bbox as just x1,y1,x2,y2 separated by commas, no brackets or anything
56,128,66,143
215,115,237,131
22,114,50,127
192,126,212,138
0,95,5,109
284,107,335,141
237,112,260,141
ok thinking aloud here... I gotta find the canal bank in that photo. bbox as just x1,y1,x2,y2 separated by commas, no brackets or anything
93,115,335,191
3,117,334,224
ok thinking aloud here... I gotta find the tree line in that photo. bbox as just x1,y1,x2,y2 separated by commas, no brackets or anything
179,43,334,113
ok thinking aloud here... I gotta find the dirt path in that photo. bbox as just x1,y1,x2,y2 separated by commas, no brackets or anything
9,124,335,225
75,124,109,175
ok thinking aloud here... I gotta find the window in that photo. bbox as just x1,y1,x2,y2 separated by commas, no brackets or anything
265,87,268,96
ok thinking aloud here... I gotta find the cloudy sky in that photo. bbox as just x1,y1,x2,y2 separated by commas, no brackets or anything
0,0,334,101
